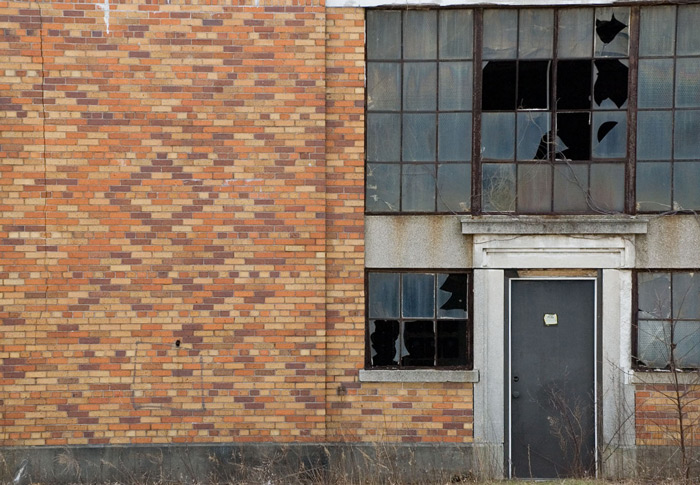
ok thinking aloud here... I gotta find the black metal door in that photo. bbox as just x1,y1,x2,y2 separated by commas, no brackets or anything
509,279,596,479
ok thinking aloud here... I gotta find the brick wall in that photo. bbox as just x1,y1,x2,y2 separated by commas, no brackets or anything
0,0,475,448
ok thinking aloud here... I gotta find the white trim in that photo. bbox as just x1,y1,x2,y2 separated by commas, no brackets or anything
507,277,598,479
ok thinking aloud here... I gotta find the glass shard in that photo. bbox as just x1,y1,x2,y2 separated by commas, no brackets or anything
594,59,628,108
370,320,400,366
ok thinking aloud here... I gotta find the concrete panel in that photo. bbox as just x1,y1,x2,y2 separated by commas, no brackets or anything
365,215,471,268
635,215,700,268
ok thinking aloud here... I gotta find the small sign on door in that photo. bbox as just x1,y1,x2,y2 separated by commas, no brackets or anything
543,313,558,326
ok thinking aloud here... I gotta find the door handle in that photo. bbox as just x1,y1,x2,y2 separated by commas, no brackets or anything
512,391,520,399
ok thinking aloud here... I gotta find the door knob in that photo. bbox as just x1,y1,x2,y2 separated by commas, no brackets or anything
512,391,520,399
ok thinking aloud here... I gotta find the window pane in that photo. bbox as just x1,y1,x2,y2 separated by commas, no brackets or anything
439,62,472,111
404,10,437,59
518,164,552,213
676,58,700,108
638,59,674,109
636,111,672,160
403,62,437,111
637,320,671,368
594,7,629,58
517,112,551,161
518,60,551,109
437,320,468,366
674,162,700,210
483,10,517,59
370,320,400,366
638,272,671,319
482,61,517,111
402,273,435,318
367,113,400,162
482,113,515,160
402,163,436,212
639,6,676,57
437,163,470,212
402,321,436,367
366,163,400,213
673,272,700,319
553,164,589,212
636,162,672,212
674,321,700,368
440,9,473,59
519,9,553,59
592,111,626,159
366,10,401,60
439,113,471,162
403,114,436,161
437,273,468,318
368,273,399,319
367,62,401,111
674,110,700,159
593,59,628,109
589,163,624,212
558,8,593,58
677,5,700,56
482,163,516,212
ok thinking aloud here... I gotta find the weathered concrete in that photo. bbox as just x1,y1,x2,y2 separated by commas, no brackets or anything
635,215,700,268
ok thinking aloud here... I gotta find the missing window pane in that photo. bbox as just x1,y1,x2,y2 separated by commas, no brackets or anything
594,59,628,108
402,321,435,367
437,273,468,318
482,61,516,111
370,320,400,366
518,61,551,109
557,60,592,110
557,113,591,160
437,321,468,366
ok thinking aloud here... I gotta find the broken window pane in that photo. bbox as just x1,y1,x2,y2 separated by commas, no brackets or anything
518,61,551,109
403,62,437,111
437,273,468,318
403,114,436,161
519,9,553,59
637,111,672,160
437,163,470,212
673,321,700,368
558,9,593,58
553,164,589,212
594,8,629,58
592,112,626,159
673,272,700,319
517,112,551,160
439,113,471,161
638,59,674,109
367,62,401,111
593,59,628,109
673,162,700,210
404,10,437,60
637,320,671,368
366,10,402,60
402,321,435,366
439,62,472,111
482,61,516,111
676,58,700,108
367,113,400,162
482,163,516,212
402,273,435,318
518,164,552,213
557,60,592,110
366,163,400,213
370,320,400,366
440,9,473,59
483,9,517,59
368,273,400,319
677,5,700,56
437,321,468,366
638,272,671,319
556,113,591,160
636,162,672,212
639,6,676,57
589,163,624,212
481,113,515,160
402,163,436,212
674,110,700,159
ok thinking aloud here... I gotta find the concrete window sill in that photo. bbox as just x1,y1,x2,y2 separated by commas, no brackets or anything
631,371,700,385
359,369,479,383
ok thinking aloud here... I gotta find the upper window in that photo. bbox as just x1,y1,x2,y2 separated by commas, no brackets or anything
636,271,700,369
365,6,700,215
367,271,471,368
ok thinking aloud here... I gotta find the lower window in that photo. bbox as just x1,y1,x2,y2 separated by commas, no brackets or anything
636,270,700,369
366,270,471,368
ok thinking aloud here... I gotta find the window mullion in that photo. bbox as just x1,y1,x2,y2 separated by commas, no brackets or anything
626,6,640,214
472,9,483,214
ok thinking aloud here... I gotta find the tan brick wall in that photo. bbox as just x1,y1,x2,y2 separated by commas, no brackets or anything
0,1,474,447
636,384,700,447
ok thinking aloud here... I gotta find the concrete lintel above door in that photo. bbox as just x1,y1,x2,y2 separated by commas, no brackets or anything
473,234,636,269
461,215,649,235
